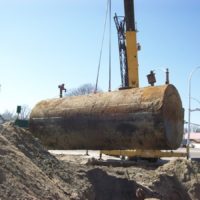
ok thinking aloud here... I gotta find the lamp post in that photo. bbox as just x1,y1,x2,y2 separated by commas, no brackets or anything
187,66,200,159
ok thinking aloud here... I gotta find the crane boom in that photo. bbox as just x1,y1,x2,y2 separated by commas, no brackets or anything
115,0,139,88
124,0,139,88
124,0,136,31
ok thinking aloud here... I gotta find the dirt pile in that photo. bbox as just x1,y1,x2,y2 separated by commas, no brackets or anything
0,123,200,200
155,159,200,199
83,159,200,200
0,123,93,200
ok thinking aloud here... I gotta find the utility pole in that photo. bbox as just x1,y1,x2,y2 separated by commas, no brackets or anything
187,66,200,159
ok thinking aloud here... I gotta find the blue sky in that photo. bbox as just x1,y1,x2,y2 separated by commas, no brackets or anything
0,0,200,125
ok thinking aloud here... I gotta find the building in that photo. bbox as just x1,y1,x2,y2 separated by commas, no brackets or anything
184,132,200,143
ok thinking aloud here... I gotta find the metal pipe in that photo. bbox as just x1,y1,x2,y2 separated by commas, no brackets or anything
153,68,169,85
165,68,169,84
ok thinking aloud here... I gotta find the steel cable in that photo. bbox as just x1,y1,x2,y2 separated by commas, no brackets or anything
108,0,112,92
94,0,110,93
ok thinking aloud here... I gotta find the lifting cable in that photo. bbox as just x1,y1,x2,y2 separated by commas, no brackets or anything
94,0,111,93
108,0,112,92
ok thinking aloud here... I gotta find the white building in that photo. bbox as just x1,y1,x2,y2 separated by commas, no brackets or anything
184,132,200,143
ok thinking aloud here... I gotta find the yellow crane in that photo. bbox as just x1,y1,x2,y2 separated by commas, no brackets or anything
114,0,139,88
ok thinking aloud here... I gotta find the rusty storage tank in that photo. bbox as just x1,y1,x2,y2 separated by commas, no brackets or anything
29,84,184,150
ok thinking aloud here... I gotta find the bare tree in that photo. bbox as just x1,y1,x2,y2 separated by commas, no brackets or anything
1,105,31,122
66,83,102,96
1,110,16,121
20,105,31,120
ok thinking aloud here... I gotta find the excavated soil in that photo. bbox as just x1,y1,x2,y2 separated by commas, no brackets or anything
0,123,200,200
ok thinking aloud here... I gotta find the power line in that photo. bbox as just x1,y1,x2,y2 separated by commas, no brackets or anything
184,121,200,127
94,0,110,93
108,0,112,92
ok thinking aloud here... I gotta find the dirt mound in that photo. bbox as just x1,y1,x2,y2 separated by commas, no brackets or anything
0,123,93,200
84,159,200,200
0,123,200,200
155,159,200,199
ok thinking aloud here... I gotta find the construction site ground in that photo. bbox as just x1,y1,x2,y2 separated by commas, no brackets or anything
0,123,200,200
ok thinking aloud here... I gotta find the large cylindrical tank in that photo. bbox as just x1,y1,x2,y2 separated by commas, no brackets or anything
29,84,184,150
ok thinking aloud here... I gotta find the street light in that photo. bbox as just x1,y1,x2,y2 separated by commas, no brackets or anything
187,66,200,159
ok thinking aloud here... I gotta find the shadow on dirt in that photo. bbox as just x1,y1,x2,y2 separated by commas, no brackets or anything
87,168,159,200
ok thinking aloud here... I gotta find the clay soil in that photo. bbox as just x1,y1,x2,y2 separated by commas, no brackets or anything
0,123,200,200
